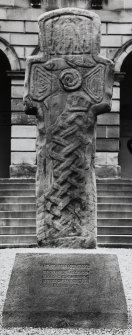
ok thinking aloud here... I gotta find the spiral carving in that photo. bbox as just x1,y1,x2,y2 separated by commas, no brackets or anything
59,69,82,91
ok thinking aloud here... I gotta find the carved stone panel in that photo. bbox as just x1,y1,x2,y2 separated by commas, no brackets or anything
24,8,114,248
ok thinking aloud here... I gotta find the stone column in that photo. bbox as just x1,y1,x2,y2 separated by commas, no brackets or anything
24,8,114,248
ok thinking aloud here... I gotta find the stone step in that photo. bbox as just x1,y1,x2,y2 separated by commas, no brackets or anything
0,190,35,196
0,183,35,190
0,179,35,183
98,204,132,212
98,211,132,219
0,203,36,211
0,218,36,226
0,226,36,235
98,235,132,244
0,196,36,204
0,234,37,244
97,218,132,226
0,243,37,248
1,178,132,184
97,179,132,184
0,178,131,248
98,242,132,248
97,184,132,191
98,196,132,204
2,189,131,197
0,211,36,218
97,191,132,197
98,226,132,235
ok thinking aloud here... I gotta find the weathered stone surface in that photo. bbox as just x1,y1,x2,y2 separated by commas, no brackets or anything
96,165,121,178
11,125,36,138
10,164,36,178
11,112,36,125
97,139,119,152
95,152,118,166
2,253,128,328
24,8,114,248
11,138,36,151
98,113,119,125
11,152,36,165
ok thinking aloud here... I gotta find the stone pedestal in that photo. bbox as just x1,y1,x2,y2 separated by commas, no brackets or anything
24,8,114,248
2,253,128,328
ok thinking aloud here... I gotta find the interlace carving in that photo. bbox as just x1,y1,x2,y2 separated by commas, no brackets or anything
44,107,93,233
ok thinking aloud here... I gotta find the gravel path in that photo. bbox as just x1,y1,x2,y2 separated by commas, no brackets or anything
0,247,132,335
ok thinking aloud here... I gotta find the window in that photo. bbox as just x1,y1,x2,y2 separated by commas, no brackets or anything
30,0,41,8
91,0,103,9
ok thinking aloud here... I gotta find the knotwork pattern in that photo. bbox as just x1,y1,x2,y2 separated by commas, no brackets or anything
37,103,95,246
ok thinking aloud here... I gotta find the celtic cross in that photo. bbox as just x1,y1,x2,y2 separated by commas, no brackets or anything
24,8,114,248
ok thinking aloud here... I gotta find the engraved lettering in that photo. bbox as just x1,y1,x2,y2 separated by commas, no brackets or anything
42,264,90,287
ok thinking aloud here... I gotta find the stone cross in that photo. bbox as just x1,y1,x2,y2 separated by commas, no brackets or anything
24,8,114,248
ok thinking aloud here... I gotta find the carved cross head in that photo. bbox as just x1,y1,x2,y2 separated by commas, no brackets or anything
24,8,114,117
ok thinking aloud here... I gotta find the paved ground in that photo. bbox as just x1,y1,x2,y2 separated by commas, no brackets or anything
0,247,132,335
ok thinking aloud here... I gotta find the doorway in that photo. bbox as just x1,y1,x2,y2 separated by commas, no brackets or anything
119,51,132,178
0,50,11,178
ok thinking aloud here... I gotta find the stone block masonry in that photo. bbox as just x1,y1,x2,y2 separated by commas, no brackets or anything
108,23,132,35
11,125,36,138
11,152,36,165
0,21,24,32
10,34,38,46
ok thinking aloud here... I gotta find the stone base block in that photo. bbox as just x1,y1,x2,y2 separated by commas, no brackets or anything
10,164,36,178
2,253,127,329
96,165,121,178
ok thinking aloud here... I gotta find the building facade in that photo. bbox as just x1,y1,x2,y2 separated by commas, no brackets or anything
0,0,132,180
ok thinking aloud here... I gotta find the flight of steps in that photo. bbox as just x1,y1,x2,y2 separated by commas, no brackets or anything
0,179,37,248
97,179,132,247
0,178,132,248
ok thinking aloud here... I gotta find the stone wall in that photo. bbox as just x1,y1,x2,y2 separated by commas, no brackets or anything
0,0,131,178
